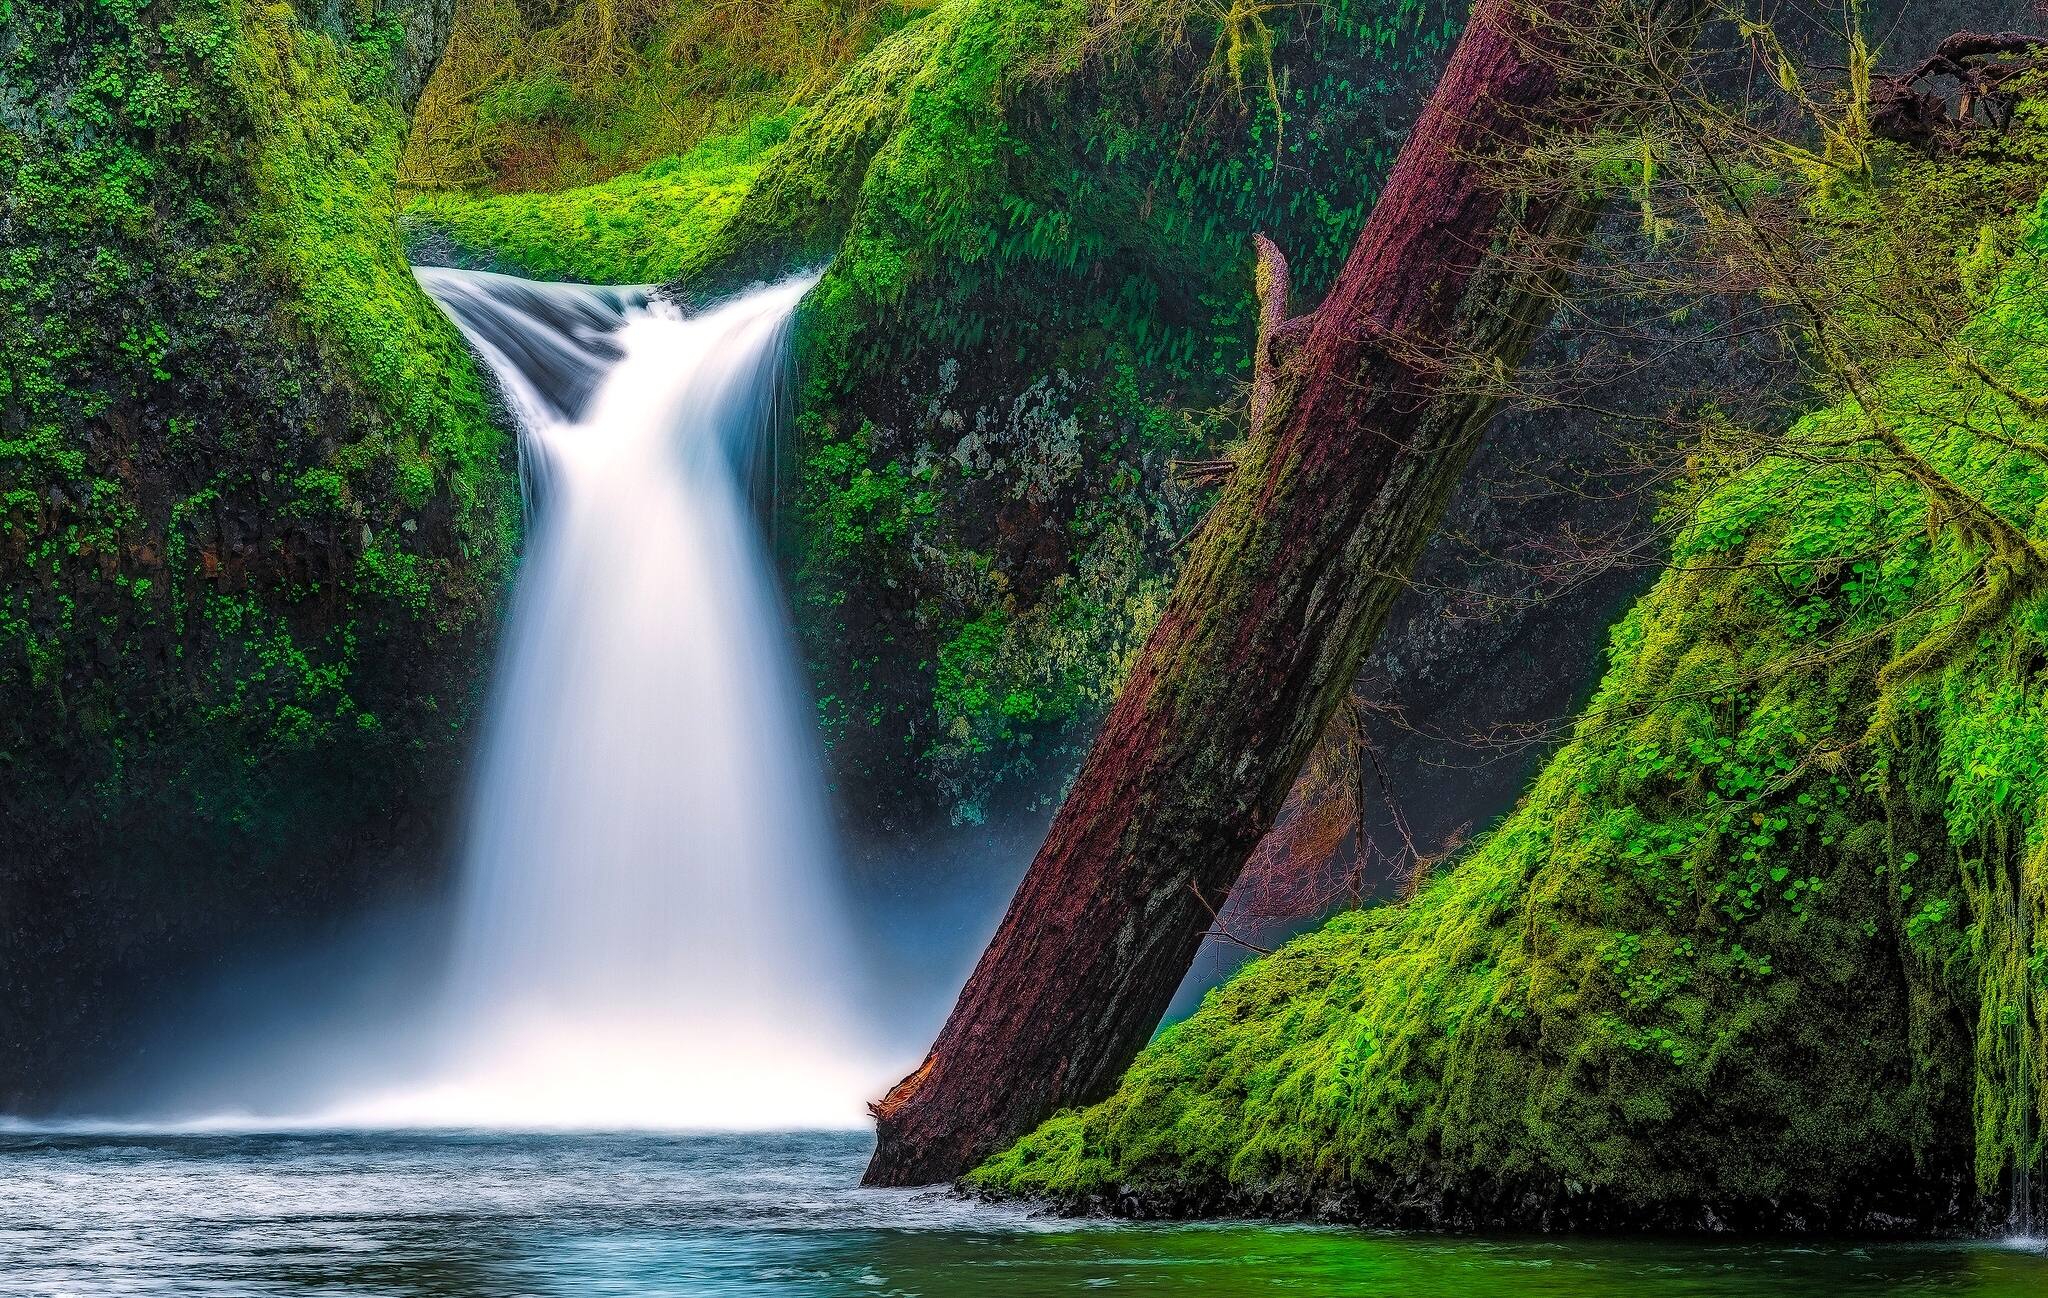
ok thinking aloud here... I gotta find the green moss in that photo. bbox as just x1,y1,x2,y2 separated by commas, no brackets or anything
236,0,514,572
0,0,514,1081
971,149,2048,1224
405,110,801,283
401,0,914,193
718,0,1451,817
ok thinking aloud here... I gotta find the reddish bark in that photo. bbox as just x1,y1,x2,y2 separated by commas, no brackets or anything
864,0,1621,1186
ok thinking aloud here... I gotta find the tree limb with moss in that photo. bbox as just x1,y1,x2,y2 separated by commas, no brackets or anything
863,0,1710,1187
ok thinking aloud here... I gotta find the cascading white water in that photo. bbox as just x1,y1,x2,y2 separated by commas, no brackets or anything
320,267,880,1129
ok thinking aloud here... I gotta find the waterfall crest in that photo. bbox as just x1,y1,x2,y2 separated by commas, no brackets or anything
324,268,876,1129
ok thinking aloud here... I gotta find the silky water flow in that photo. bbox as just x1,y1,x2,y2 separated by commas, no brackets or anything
314,268,881,1130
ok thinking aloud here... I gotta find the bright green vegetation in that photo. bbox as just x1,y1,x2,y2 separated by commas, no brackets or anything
238,4,515,569
401,0,917,193
406,110,799,283
736,0,1453,820
0,0,512,1083
972,134,2048,1223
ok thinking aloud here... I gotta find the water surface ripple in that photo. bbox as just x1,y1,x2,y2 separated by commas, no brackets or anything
4,1132,2046,1295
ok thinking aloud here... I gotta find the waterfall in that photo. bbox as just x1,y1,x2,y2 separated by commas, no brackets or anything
317,267,878,1129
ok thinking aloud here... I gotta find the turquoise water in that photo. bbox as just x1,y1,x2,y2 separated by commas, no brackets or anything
2,1131,2044,1295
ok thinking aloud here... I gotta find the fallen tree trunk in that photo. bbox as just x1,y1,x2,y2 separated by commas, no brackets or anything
864,0,1662,1186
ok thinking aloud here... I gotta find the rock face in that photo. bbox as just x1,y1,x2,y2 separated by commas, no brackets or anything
0,0,510,1104
686,0,1456,848
305,0,457,113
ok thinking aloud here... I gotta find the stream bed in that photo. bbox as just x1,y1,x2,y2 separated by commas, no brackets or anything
3,1131,2044,1296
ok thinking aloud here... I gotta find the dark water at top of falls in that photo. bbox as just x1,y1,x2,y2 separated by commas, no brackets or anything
3,1132,2045,1297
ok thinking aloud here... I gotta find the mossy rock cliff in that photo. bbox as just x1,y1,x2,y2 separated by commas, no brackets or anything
0,0,513,1101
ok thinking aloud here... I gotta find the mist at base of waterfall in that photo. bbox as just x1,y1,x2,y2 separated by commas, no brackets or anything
305,1018,879,1131
47,863,990,1132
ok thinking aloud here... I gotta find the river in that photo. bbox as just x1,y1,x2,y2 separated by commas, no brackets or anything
3,1131,2043,1296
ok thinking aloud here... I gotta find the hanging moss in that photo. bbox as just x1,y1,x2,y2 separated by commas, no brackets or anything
399,0,918,193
